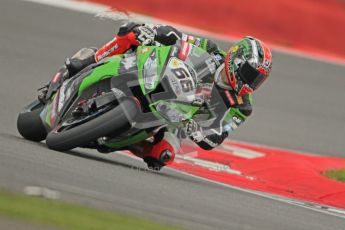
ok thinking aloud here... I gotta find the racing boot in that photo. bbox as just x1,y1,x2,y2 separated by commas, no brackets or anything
129,132,178,170
143,149,174,171
64,47,97,78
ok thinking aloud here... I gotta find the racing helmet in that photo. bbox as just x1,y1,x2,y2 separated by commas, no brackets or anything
222,36,272,96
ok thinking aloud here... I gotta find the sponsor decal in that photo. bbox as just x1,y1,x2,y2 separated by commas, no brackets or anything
169,76,182,95
50,92,59,126
203,137,218,148
194,38,201,47
231,45,239,53
187,35,195,43
225,90,235,106
57,81,68,112
52,72,61,84
228,116,242,131
171,58,180,68
138,47,150,54
196,83,212,97
236,95,244,104
205,58,216,74
58,78,74,113
233,116,242,124
182,34,188,41
143,52,158,90
165,57,197,97
213,54,223,66
98,43,118,60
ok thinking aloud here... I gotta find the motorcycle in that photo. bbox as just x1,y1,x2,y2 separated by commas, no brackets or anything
17,41,217,168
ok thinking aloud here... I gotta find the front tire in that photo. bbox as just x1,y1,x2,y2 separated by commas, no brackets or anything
46,99,138,151
17,100,47,142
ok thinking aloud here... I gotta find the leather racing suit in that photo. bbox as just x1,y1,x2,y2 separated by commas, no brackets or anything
63,22,253,168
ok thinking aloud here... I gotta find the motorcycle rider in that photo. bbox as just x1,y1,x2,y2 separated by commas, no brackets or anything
45,22,272,169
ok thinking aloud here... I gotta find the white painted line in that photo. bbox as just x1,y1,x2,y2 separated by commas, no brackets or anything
218,143,265,159
227,139,325,157
24,186,60,200
22,0,345,66
42,188,61,200
23,0,110,14
175,154,242,175
327,208,345,215
24,186,42,196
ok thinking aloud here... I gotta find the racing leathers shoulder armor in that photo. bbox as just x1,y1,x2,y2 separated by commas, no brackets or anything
94,22,252,151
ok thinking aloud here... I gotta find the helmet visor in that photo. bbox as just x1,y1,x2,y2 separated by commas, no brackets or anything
238,61,266,90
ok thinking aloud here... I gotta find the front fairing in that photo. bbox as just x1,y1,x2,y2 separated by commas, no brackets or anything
40,57,120,130
40,42,218,144
136,42,217,126
40,76,80,130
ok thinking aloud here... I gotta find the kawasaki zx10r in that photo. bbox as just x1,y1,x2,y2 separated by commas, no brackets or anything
17,41,217,159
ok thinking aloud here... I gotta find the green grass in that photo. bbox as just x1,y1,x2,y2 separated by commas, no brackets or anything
0,191,186,230
323,168,345,183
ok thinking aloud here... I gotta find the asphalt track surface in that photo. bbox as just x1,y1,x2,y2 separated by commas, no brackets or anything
1,0,345,229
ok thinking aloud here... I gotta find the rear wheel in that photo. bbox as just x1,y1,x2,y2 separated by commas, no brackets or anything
17,100,47,142
46,99,138,151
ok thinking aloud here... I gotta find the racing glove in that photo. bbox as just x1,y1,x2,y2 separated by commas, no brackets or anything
186,119,205,143
186,119,230,150
133,25,156,45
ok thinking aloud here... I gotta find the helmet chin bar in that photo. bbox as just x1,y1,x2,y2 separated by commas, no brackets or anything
215,65,254,96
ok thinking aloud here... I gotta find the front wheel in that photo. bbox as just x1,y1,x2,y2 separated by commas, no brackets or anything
46,99,138,151
17,100,47,142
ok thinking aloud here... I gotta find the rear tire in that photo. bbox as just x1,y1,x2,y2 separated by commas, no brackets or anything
17,100,47,142
46,99,138,151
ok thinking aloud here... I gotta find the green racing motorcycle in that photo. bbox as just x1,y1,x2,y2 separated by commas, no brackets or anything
17,41,217,157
